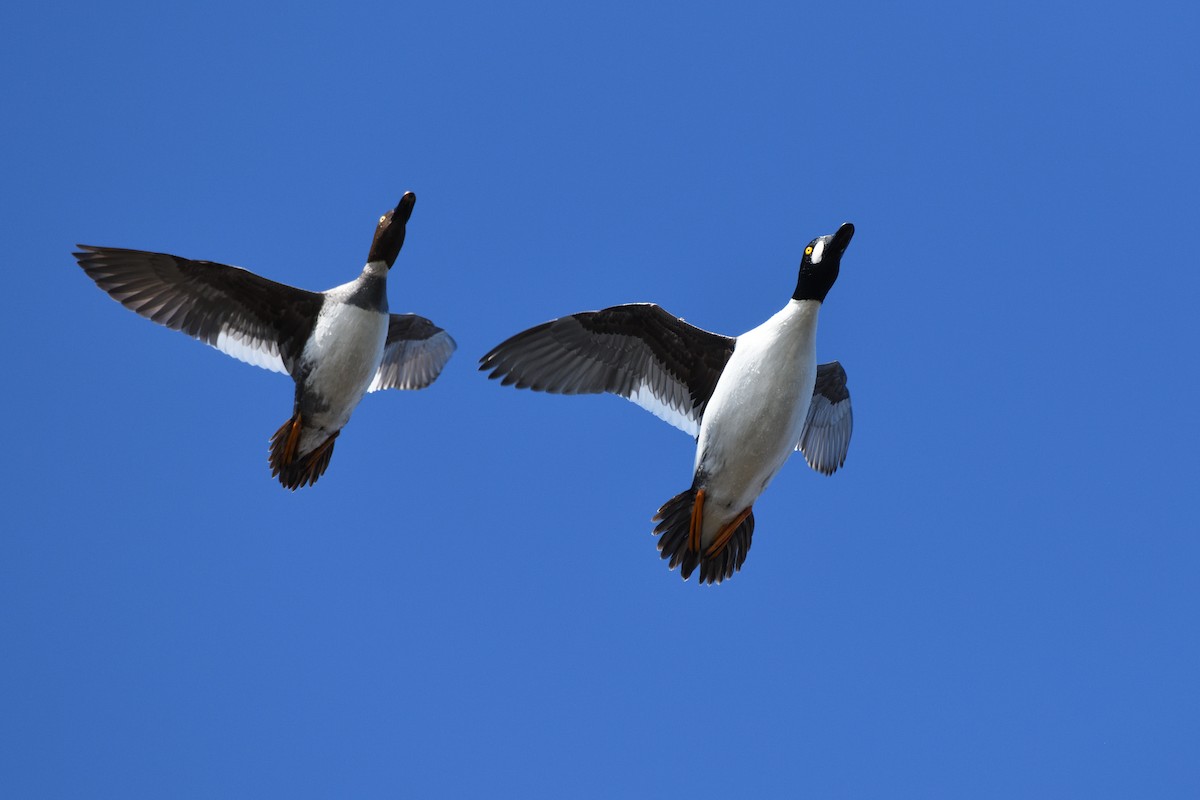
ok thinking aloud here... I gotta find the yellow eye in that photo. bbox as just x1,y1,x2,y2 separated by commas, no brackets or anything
805,246,813,256
380,215,387,224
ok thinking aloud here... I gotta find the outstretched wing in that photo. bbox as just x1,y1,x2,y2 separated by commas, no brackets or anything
797,361,853,475
73,245,322,375
367,314,457,391
479,303,734,436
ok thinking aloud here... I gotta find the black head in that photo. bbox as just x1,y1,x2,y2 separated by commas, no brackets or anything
793,222,854,302
367,192,416,268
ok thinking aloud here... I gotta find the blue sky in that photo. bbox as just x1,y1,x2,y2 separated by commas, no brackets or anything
3,1,1199,796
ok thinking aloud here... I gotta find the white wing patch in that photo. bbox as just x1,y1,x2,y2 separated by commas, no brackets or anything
214,325,288,374
614,339,702,435
628,379,700,437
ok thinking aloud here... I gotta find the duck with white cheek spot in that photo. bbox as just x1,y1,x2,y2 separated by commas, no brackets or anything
480,222,855,583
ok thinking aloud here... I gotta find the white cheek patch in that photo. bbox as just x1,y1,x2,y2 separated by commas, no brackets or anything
810,238,827,264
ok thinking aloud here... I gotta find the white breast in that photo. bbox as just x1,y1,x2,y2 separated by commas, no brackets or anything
694,299,820,515
300,301,388,433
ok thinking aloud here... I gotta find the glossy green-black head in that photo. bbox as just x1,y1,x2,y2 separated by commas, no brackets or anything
793,222,853,302
368,192,416,268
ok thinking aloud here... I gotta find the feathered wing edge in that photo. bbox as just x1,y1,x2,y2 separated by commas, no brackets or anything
479,303,734,436
797,360,853,475
73,245,322,375
368,314,457,392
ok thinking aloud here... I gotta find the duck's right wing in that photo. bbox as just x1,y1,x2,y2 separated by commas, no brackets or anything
74,245,323,375
479,303,734,436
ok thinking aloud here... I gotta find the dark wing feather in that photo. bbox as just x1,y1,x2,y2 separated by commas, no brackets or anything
73,245,322,375
479,303,734,435
797,361,853,474
368,314,457,391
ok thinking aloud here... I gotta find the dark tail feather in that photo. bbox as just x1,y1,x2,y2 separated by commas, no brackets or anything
268,415,338,491
699,512,753,585
652,488,755,584
652,487,702,580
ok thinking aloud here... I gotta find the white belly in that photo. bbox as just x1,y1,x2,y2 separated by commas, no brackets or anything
692,300,819,542
298,303,387,441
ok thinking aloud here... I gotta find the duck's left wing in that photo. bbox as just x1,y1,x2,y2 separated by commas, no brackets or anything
367,314,457,392
797,361,853,475
479,303,734,436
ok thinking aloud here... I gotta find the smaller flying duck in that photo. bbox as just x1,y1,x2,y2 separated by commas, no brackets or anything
74,192,456,490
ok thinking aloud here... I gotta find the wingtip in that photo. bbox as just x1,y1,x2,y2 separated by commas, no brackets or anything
72,244,100,262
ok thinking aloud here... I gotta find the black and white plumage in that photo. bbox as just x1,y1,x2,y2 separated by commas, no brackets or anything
480,222,855,583
73,192,456,490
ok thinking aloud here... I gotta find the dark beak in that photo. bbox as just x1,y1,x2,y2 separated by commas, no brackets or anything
394,191,416,225
831,222,854,253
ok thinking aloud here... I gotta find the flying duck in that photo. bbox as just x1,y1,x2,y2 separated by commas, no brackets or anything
74,192,456,490
479,222,854,583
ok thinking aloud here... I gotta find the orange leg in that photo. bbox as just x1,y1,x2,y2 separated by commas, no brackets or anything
705,506,752,558
688,488,706,553
282,416,303,465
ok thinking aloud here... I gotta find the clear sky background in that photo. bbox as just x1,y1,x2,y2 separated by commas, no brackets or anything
3,1,1198,797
